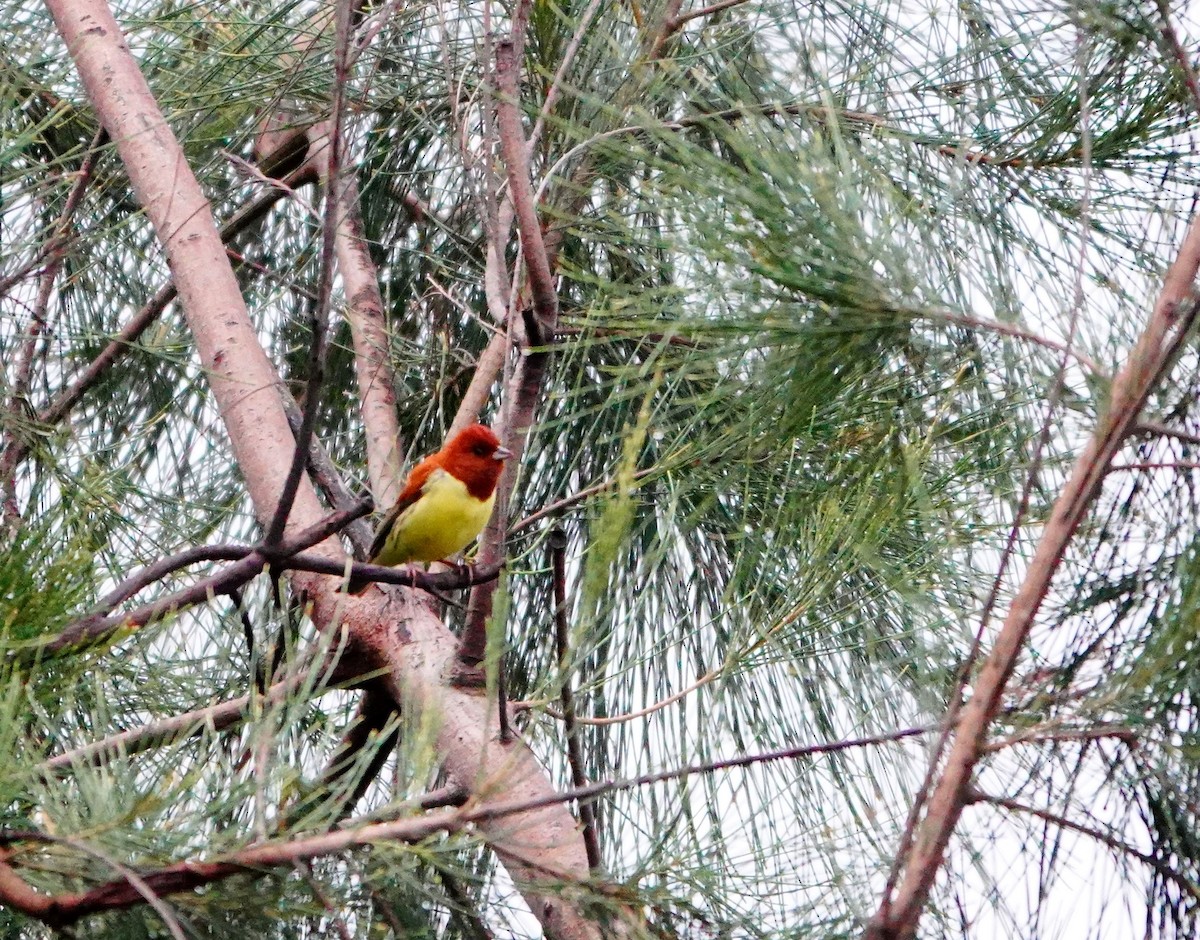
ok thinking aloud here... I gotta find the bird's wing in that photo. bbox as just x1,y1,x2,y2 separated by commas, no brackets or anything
367,457,445,561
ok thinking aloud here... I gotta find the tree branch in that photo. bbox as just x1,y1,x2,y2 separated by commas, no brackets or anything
280,391,375,555
2,132,100,528
868,237,1200,939
283,684,401,828
331,160,406,508
549,530,602,870
3,725,929,927
1136,418,1200,449
41,503,370,655
38,655,357,773
0,168,307,530
262,0,353,548
971,789,1200,906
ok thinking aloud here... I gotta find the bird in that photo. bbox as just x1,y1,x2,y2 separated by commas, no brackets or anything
347,424,512,593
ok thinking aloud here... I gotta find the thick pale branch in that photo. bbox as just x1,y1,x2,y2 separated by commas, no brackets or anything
253,12,405,511
450,328,509,436
494,42,559,336
328,155,405,507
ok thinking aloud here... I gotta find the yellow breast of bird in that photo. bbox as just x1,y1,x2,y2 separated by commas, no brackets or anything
375,468,496,565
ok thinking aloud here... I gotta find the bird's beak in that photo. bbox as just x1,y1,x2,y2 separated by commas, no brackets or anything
494,446,513,461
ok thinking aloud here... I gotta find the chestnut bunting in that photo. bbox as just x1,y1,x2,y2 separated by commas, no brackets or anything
348,424,511,594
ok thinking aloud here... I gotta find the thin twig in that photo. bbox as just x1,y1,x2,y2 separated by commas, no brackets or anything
1,131,105,528
0,170,306,521
42,546,498,658
221,149,322,221
533,103,1020,221
645,0,685,59
39,178,299,434
92,544,252,615
972,789,1200,905
918,307,1106,376
528,0,606,153
1110,461,1200,472
39,652,362,773
549,528,602,870
1156,0,1200,117
41,503,371,654
670,0,752,28
283,686,400,828
494,42,559,336
0,129,107,302
367,886,408,937
294,861,355,940
432,864,497,940
227,587,265,692
518,662,722,726
279,391,375,555
509,468,656,536
10,832,187,939
296,555,503,593
984,724,1136,752
1136,418,1200,449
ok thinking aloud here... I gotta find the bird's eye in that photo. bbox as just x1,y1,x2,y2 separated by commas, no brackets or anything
473,444,489,456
